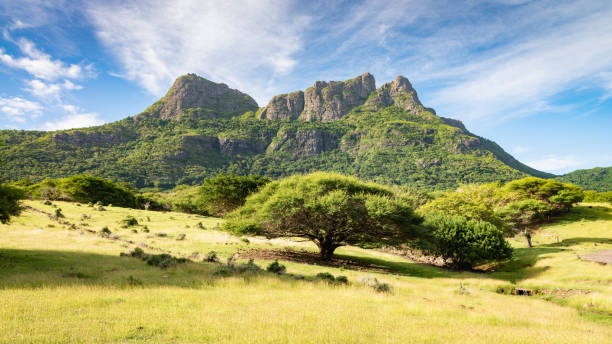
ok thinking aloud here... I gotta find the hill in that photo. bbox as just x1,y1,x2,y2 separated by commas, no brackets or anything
1,200,611,342
559,166,612,192
0,73,553,190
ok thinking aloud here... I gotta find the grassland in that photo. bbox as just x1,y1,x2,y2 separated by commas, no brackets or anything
1,200,611,343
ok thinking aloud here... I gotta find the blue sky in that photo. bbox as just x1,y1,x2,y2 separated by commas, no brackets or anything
0,0,611,174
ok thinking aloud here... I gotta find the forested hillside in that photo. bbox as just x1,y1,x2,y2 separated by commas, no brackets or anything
0,73,553,190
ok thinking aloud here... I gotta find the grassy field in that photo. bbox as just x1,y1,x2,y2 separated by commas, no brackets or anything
1,200,611,343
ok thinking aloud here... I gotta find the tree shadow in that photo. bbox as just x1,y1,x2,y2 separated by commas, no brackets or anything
0,248,221,289
540,237,612,247
547,205,612,225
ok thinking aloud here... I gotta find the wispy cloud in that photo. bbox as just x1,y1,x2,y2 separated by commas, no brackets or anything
0,96,42,122
0,37,87,80
525,155,582,173
41,103,103,131
87,0,310,103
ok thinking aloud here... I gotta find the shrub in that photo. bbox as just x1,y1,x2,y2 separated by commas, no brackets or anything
121,247,188,269
234,259,262,273
54,208,65,218
43,200,52,206
316,272,336,282
423,214,512,269
335,275,349,284
156,232,167,237
205,251,219,262
196,173,270,217
120,216,139,228
100,226,112,236
197,222,205,229
359,276,391,292
266,260,286,274
176,233,186,241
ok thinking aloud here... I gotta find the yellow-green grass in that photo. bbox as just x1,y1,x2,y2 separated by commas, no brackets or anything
1,201,611,343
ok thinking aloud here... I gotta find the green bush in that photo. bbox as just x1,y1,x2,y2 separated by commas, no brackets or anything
0,183,25,224
266,260,286,274
120,216,139,228
196,173,270,216
423,214,512,269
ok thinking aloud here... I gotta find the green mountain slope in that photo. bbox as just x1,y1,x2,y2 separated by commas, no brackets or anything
559,166,612,191
0,73,553,190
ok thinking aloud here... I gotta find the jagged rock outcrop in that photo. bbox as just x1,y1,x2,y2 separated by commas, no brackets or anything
258,91,304,120
440,117,467,131
364,75,428,115
300,73,376,122
143,74,258,120
267,129,339,156
52,131,131,146
219,137,267,157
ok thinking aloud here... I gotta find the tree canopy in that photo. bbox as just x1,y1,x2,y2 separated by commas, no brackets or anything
0,183,25,224
196,173,270,216
223,172,423,259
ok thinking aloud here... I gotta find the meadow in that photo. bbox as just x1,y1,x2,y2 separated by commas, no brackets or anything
1,200,610,343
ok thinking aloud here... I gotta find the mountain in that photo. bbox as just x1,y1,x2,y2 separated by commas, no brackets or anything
559,166,612,192
0,73,554,190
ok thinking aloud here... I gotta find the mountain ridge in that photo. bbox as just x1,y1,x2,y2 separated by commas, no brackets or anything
0,72,556,189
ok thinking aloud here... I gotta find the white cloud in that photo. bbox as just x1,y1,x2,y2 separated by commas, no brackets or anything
41,104,104,131
25,79,82,99
0,38,85,80
87,0,309,103
0,96,42,122
419,2,612,121
526,155,582,173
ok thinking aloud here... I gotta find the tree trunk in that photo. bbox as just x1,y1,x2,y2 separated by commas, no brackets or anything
524,229,533,248
316,239,338,260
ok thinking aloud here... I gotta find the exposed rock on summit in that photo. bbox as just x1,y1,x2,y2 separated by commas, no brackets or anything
364,76,428,115
143,74,258,120
259,72,376,122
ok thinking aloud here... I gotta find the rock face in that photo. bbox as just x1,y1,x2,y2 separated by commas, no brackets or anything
53,131,130,146
300,73,376,121
218,137,267,157
145,74,258,120
364,76,427,115
258,91,304,120
440,117,467,131
267,129,339,156
258,72,376,122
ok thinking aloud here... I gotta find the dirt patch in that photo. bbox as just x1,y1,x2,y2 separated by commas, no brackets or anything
579,250,612,265
236,248,391,272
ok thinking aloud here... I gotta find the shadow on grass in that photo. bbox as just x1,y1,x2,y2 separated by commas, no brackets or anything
0,248,221,289
546,205,612,226
540,237,612,247
490,247,566,282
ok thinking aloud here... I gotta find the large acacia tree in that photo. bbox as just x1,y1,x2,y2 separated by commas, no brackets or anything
223,172,423,260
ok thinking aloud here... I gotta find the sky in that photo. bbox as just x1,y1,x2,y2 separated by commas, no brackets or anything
0,0,611,175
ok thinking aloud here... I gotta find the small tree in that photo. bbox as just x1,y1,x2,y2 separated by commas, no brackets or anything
0,183,26,224
496,199,551,247
223,172,423,260
197,173,269,216
423,214,512,269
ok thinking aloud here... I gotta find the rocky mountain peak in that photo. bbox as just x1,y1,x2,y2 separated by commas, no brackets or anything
364,75,432,115
143,73,258,120
258,72,376,122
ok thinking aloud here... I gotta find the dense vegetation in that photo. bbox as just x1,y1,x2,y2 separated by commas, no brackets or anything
196,173,270,216
0,72,555,191
224,172,424,259
22,175,158,209
559,166,611,192
0,183,25,223
419,177,584,247
422,214,512,268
